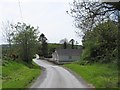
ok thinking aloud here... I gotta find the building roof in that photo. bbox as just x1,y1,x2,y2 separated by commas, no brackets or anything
55,48,83,56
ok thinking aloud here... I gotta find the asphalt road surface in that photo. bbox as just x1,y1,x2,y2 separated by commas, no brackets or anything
31,59,90,88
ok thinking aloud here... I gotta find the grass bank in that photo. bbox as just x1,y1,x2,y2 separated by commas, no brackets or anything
2,59,41,89
0,65,2,89
64,63,119,88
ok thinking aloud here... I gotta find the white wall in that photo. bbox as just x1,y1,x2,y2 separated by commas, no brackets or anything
52,52,59,61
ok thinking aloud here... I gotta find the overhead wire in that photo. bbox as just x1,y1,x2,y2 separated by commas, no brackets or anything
18,0,23,22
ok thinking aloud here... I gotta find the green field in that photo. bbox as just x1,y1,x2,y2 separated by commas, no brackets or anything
64,63,119,88
2,60,41,89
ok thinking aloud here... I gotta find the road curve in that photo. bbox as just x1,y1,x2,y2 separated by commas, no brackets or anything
31,59,90,88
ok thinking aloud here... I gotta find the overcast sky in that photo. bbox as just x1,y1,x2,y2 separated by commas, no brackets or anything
0,0,83,45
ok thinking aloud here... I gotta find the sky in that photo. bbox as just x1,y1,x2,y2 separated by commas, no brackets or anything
0,0,83,45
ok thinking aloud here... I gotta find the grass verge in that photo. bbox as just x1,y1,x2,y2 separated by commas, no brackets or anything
0,65,2,89
64,63,119,88
2,59,41,89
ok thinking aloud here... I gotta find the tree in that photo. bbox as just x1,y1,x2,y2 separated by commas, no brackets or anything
38,33,48,57
63,41,67,49
69,39,75,49
2,21,14,56
12,22,39,63
60,38,68,49
104,1,120,10
68,0,120,64
67,0,120,35
38,33,47,43
75,41,79,49
81,21,118,63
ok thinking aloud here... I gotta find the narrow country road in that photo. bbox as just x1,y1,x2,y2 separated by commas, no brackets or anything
30,59,90,88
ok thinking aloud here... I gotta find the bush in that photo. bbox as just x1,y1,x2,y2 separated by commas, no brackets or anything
81,21,118,64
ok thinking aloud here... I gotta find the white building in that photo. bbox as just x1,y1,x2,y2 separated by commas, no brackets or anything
52,48,83,64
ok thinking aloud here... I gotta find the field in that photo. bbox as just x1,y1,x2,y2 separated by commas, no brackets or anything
64,63,119,88
2,60,41,89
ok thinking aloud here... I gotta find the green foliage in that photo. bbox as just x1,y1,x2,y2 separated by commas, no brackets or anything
81,21,118,63
0,66,1,89
69,39,75,49
2,59,41,88
60,38,68,49
38,33,48,57
63,41,67,49
12,22,39,63
64,63,119,88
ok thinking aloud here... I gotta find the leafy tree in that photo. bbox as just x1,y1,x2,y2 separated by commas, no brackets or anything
38,33,47,43
38,33,48,57
81,21,118,63
63,42,67,49
12,22,39,63
68,0,119,64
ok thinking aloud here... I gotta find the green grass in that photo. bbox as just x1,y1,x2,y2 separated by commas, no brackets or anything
2,60,41,88
64,63,119,88
0,65,2,90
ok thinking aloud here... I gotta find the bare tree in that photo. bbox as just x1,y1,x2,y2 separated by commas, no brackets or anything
60,38,68,49
2,21,14,55
60,38,68,44
67,0,120,35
